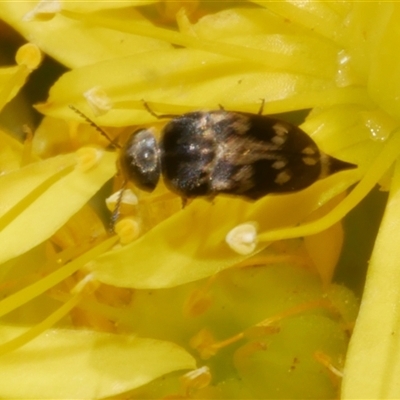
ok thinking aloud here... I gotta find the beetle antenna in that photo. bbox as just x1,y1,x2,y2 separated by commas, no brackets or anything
69,105,121,149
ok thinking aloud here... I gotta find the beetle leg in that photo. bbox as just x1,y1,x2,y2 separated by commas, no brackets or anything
257,99,265,115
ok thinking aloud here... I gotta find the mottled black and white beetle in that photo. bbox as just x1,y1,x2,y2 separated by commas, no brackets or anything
119,102,356,201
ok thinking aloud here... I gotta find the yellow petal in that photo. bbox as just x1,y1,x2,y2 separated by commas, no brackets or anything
0,128,24,173
0,153,76,219
194,9,339,80
193,7,306,38
0,65,27,112
31,7,376,124
0,3,170,68
342,157,400,398
93,171,357,289
0,44,41,112
60,0,160,12
304,194,346,286
368,5,400,120
0,150,116,264
0,326,196,399
250,0,345,44
37,46,352,127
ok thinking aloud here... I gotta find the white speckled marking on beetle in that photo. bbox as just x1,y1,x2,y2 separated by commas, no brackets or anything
302,157,318,166
302,146,316,155
272,122,289,136
272,160,288,170
275,170,292,185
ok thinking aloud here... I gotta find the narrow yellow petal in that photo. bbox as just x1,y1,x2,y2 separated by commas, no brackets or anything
0,150,116,264
0,153,76,219
0,128,24,173
60,0,159,12
251,0,345,44
0,236,117,318
342,159,400,398
368,5,400,120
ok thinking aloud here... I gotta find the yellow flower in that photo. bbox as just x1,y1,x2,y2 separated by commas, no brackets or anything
0,1,398,398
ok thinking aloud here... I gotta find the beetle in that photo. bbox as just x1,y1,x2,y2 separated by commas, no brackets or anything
119,102,356,201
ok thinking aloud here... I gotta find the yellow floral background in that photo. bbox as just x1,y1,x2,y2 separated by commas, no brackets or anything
0,1,399,399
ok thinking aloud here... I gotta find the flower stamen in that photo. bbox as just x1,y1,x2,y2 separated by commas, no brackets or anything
84,86,113,117
114,218,141,244
76,147,103,172
180,366,211,395
23,0,61,21
225,222,258,255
